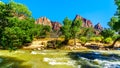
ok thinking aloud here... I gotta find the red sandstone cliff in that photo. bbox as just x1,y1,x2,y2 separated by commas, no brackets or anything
74,15,93,27
51,21,62,31
35,17,52,27
35,17,62,31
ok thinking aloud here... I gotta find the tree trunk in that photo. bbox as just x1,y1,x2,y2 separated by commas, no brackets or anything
74,35,76,45
109,36,120,48
64,39,69,45
74,38,76,45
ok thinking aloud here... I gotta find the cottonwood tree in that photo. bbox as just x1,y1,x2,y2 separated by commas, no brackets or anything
61,17,82,45
71,19,82,45
0,1,36,50
108,0,120,48
101,28,115,39
61,17,72,44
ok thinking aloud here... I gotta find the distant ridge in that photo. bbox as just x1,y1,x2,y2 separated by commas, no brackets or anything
35,15,103,33
35,17,62,31
73,15,93,28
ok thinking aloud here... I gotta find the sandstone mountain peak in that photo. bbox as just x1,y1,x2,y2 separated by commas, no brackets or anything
94,23,103,31
35,17,62,31
35,15,103,34
74,15,93,28
51,21,62,31
74,14,82,20
35,17,52,27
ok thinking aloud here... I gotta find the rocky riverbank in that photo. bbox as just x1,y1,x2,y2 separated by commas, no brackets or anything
21,38,120,51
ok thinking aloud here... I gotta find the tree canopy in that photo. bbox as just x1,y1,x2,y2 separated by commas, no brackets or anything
0,1,51,50
108,0,120,47
61,17,82,45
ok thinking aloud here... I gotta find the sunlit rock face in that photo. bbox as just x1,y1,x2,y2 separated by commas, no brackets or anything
51,21,62,31
94,23,103,31
94,23,103,35
35,17,52,27
35,17,62,31
73,15,103,35
73,15,93,28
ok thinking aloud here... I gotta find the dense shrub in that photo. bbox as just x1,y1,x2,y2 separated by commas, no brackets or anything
89,37,95,41
100,28,115,39
112,35,120,40
0,1,51,50
104,37,112,44
80,37,87,45
95,37,102,42
47,40,62,49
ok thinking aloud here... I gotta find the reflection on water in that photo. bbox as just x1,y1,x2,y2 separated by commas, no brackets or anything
0,50,120,68
0,56,32,68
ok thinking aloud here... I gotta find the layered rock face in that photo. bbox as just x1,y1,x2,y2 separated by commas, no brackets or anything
35,17,52,27
73,15,103,35
74,15,93,27
94,23,103,35
35,15,103,35
35,17,62,31
51,21,62,31
94,23,103,31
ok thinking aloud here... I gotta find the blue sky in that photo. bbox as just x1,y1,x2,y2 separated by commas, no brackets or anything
3,0,117,28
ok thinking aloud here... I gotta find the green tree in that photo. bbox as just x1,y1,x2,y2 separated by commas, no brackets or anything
71,19,82,45
100,28,115,39
108,0,120,48
108,17,118,30
0,1,37,50
1,27,25,50
80,27,95,39
9,1,31,17
39,25,51,38
0,2,13,32
61,17,72,44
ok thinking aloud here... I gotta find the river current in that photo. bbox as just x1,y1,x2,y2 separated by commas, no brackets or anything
0,50,120,68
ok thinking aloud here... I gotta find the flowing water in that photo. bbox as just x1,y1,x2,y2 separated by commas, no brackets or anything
0,50,120,68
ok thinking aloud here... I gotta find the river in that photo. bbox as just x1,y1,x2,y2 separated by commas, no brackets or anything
0,50,120,68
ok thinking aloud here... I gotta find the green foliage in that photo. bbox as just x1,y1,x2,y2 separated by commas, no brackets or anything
112,34,120,40
108,17,118,30
100,28,115,39
9,1,31,17
36,25,51,38
1,27,25,49
80,27,95,37
0,1,40,50
95,37,102,42
107,0,120,47
89,37,103,42
61,17,82,45
71,19,82,36
61,17,72,44
104,37,112,44
0,3,13,30
71,19,82,45
80,37,87,45
90,37,95,41
109,0,120,32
